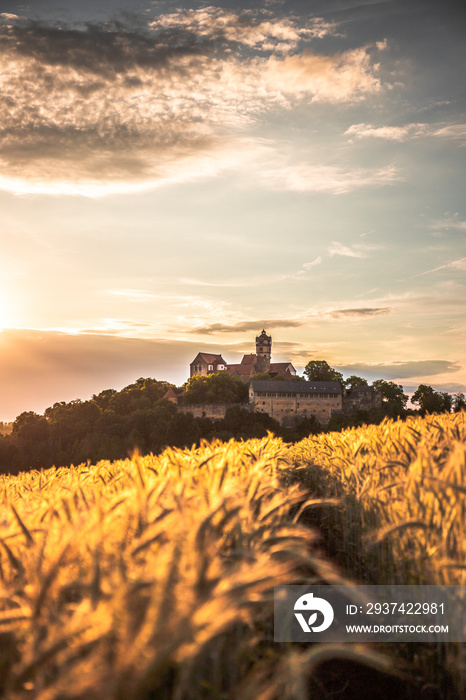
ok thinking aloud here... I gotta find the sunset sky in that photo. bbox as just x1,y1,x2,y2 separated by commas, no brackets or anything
1,0,465,420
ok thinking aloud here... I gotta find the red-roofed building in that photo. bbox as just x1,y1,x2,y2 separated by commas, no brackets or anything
190,352,227,378
189,331,297,382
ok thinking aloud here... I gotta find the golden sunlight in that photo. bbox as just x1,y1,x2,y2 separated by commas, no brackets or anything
0,292,12,329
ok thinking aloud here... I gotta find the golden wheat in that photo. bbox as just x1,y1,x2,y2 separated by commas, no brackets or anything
0,413,464,699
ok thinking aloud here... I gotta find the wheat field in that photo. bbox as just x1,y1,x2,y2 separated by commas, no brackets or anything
0,412,465,699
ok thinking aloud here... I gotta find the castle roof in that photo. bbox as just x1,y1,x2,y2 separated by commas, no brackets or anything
269,362,294,372
250,379,342,394
227,363,254,376
191,353,226,365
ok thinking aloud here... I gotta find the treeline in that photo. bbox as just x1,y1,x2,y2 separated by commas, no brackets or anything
1,366,464,475
0,376,320,475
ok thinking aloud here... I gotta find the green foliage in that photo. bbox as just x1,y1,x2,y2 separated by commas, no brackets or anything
12,411,48,439
345,375,368,389
412,384,452,415
2,368,457,477
453,392,466,412
252,372,287,381
372,379,408,417
281,414,322,441
303,360,344,384
184,371,248,404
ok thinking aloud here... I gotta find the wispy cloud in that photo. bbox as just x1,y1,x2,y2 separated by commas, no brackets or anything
189,306,392,334
329,307,391,318
427,216,466,234
417,257,466,277
336,360,462,381
432,124,466,143
190,319,305,334
327,241,380,258
262,163,399,194
0,11,387,195
302,257,323,270
345,122,466,144
180,258,323,289
345,123,428,141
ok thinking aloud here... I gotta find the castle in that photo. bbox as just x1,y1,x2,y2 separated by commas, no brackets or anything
163,331,381,427
190,330,296,381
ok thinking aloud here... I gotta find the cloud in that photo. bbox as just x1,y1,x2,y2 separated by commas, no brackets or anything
265,46,382,102
417,257,466,277
427,216,466,234
302,257,323,270
336,360,462,381
189,319,305,334
432,124,466,144
345,123,428,141
329,307,392,318
189,306,392,334
345,122,466,145
180,258,323,289
0,329,235,420
0,11,386,194
149,8,337,52
327,241,381,257
263,164,400,194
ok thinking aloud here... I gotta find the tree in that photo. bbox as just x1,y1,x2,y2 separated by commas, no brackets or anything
12,411,49,441
184,372,248,404
12,411,51,468
345,375,368,390
372,380,408,417
411,385,452,415
453,393,466,412
441,392,453,413
303,360,344,385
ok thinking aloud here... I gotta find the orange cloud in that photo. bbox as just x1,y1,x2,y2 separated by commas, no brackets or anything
0,330,202,420
265,47,382,102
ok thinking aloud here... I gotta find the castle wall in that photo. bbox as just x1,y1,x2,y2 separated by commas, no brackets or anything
343,387,383,414
177,403,249,420
252,393,341,426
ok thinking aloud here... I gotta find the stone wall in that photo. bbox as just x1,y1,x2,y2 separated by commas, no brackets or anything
342,386,382,414
252,394,342,426
177,403,249,420
175,389,379,426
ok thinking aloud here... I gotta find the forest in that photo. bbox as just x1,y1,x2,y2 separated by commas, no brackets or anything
0,362,464,475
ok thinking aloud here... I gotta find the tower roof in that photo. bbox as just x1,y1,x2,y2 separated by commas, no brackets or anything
256,329,271,341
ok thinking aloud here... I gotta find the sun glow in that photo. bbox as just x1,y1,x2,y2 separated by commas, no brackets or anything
0,293,13,329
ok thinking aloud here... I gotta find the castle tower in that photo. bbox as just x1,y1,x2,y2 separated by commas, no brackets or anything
255,329,272,372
